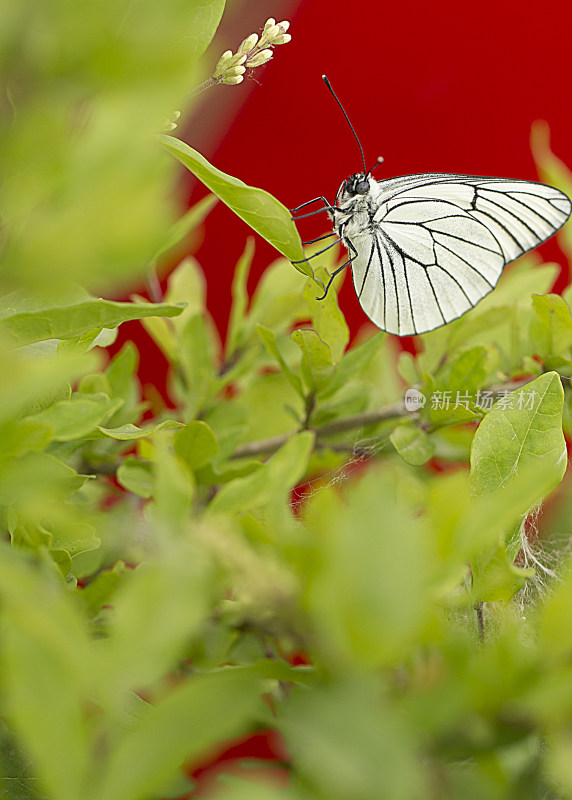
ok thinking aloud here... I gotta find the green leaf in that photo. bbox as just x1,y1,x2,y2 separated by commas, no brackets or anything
390,424,435,466
471,545,534,603
0,547,91,800
304,267,350,363
96,670,261,800
0,720,50,800
226,238,255,357
0,453,90,505
469,371,566,497
30,393,123,441
0,296,184,348
49,521,101,559
117,457,153,499
98,420,183,440
290,329,334,394
257,324,303,397
186,0,226,59
103,545,212,698
531,293,572,357
280,678,422,800
152,194,217,262
322,331,387,399
80,562,128,615
158,136,307,271
179,313,217,418
106,342,139,402
174,420,219,470
208,432,315,514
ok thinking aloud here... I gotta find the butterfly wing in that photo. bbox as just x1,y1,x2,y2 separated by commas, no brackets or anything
349,175,571,336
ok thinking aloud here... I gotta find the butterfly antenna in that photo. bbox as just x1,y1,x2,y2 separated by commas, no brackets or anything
367,156,384,176
322,75,367,176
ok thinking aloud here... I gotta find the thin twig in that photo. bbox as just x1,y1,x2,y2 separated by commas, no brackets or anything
475,602,485,642
231,401,408,459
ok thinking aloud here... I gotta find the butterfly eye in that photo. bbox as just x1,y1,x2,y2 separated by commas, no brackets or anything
355,179,370,195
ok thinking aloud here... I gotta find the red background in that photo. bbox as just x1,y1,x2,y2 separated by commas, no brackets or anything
134,0,572,387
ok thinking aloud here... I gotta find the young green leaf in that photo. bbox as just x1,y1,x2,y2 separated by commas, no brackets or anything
30,394,124,441
158,136,308,272
117,457,153,499
174,420,219,470
290,329,334,394
390,424,435,466
257,324,303,397
98,420,182,440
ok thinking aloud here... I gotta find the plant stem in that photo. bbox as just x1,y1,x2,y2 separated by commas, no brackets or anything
229,378,532,460
187,77,219,101
231,400,408,458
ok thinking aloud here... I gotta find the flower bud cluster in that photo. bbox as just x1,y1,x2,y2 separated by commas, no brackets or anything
213,18,291,86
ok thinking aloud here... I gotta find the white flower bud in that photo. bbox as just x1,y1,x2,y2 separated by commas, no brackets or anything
261,24,280,43
238,33,259,53
263,18,276,30
220,74,244,85
247,48,273,68
213,49,234,77
228,52,247,68
277,20,290,33
226,65,246,77
273,33,291,45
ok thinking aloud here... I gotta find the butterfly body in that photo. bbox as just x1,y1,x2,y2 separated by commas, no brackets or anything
326,171,571,336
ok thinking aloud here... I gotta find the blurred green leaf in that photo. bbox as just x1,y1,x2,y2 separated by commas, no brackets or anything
280,678,423,800
117,457,153,499
80,562,128,615
96,670,261,800
0,546,91,800
306,467,434,666
187,0,226,59
226,238,255,357
158,136,308,271
103,545,212,697
530,293,572,357
98,420,182,440
257,324,303,397
174,420,219,470
0,296,184,348
152,194,217,262
30,393,123,441
390,423,435,466
208,432,314,514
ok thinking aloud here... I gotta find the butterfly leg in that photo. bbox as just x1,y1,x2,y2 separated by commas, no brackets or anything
290,196,333,214
315,239,358,300
302,233,338,245
291,238,343,264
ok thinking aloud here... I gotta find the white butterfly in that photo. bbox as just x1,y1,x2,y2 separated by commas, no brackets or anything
292,78,571,337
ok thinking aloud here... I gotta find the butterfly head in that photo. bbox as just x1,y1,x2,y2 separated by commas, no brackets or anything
336,173,376,207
